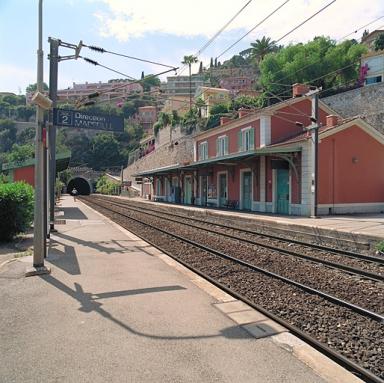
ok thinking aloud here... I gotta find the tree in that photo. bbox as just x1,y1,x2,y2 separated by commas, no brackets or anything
122,101,136,118
15,105,34,121
240,36,278,64
195,98,206,117
17,126,36,145
141,75,161,92
182,55,198,110
198,61,203,74
222,55,247,68
232,95,262,110
2,95,18,106
6,143,34,163
374,33,384,51
89,133,124,170
26,82,49,94
0,119,17,153
65,134,91,166
259,37,367,100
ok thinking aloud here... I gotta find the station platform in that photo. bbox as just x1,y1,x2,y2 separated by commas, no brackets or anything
0,196,362,382
116,196,384,251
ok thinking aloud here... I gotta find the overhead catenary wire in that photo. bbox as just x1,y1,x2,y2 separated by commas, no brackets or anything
216,0,291,59
274,0,336,44
84,44,177,70
196,0,254,56
339,15,384,41
81,56,136,80
175,0,256,78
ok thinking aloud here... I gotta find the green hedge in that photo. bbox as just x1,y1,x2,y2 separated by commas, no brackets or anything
0,182,34,241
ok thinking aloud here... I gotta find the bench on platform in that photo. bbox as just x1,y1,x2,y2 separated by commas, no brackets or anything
223,200,238,209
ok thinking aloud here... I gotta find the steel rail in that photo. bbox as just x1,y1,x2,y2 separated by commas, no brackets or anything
96,196,383,264
85,197,384,323
91,197,384,282
83,197,384,383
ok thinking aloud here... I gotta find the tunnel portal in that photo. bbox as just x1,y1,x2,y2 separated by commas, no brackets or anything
67,177,92,195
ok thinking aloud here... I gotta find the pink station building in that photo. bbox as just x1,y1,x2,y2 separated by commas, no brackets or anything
136,84,384,216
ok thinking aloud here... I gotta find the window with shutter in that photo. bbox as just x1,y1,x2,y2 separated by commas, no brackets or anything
199,142,208,160
217,135,228,157
238,130,243,152
241,127,254,151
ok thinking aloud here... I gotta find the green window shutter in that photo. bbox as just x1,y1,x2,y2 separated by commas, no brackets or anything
250,128,255,150
216,138,219,157
238,131,243,152
224,136,228,155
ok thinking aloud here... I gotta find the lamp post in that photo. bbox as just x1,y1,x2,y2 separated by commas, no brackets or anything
26,0,51,276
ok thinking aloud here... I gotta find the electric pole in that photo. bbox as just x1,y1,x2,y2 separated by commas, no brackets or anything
47,38,82,234
48,38,59,233
310,89,319,218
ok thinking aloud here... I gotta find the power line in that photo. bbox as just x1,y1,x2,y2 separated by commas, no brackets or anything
196,0,254,56
175,0,255,78
216,0,291,59
339,15,384,41
81,56,136,80
83,44,177,70
274,0,336,44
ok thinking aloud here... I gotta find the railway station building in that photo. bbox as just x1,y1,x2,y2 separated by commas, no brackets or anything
135,84,384,216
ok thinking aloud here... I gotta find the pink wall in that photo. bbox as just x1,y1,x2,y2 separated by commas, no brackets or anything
319,125,384,204
271,99,329,144
14,166,35,187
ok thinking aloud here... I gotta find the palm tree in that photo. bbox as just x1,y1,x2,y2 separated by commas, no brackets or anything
240,36,278,64
182,55,198,111
194,97,207,118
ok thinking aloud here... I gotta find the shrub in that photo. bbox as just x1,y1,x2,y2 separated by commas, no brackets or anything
0,182,34,241
96,175,119,195
376,241,384,254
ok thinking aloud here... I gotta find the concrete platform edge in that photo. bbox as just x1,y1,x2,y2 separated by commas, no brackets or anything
79,199,363,383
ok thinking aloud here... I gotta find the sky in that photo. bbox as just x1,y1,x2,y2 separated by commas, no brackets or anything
0,0,383,95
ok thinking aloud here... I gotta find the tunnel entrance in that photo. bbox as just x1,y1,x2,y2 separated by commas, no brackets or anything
67,177,92,195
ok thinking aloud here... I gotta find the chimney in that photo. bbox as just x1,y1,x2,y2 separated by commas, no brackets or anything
220,116,231,125
326,115,340,128
238,108,251,118
292,83,310,98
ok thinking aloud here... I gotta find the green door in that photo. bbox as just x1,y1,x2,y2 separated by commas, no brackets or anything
184,177,192,204
276,169,289,214
242,172,252,210
201,176,208,206
219,173,227,207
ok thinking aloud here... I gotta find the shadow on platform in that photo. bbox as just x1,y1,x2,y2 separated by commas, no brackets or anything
60,207,88,220
48,241,81,275
41,274,254,341
53,232,155,258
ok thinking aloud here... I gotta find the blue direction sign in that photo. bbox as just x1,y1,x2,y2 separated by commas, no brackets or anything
53,108,124,132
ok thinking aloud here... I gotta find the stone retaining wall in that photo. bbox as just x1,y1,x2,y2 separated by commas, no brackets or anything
322,83,384,134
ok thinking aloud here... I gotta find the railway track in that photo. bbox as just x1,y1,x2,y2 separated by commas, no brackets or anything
82,196,384,382
91,196,384,282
